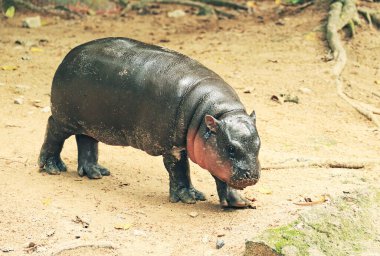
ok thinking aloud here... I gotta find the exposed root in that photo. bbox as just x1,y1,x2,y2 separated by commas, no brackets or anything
326,0,380,127
358,7,380,27
262,159,380,170
11,0,82,18
50,242,119,256
195,0,247,11
133,0,236,18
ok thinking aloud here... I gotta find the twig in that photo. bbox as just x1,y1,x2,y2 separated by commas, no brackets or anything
262,158,380,170
0,157,27,165
50,241,119,256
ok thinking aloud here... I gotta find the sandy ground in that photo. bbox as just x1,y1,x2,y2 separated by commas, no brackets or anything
0,3,380,256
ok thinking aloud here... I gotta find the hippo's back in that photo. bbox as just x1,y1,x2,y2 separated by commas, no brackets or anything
51,38,243,155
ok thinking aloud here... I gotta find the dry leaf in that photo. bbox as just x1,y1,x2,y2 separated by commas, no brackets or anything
41,197,52,206
258,187,272,194
114,223,132,230
5,6,15,18
30,47,44,53
1,65,19,71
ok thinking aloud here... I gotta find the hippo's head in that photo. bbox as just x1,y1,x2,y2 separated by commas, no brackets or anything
188,111,261,189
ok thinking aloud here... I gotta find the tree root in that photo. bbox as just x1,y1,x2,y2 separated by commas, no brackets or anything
11,0,82,18
132,0,236,18
49,241,120,256
262,159,380,170
195,0,247,11
358,7,380,27
326,0,380,127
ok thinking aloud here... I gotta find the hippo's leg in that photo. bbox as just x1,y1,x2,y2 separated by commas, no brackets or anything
39,116,72,174
214,177,250,208
163,151,206,204
76,134,110,179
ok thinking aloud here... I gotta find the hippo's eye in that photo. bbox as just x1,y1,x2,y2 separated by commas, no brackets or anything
228,145,236,158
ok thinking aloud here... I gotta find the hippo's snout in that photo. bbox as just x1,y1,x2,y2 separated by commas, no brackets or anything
229,161,261,189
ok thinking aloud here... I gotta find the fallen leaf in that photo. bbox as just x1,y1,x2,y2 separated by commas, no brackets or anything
304,32,317,41
1,65,19,71
246,1,256,8
30,47,44,53
275,0,281,5
5,6,15,18
258,187,272,195
114,223,132,230
41,197,52,206
294,194,328,206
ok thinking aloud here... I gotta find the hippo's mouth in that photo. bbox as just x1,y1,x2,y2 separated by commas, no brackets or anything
228,179,258,190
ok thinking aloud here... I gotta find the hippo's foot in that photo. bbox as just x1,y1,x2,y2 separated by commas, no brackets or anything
78,163,110,179
214,177,251,208
220,188,250,208
39,155,67,175
169,186,206,204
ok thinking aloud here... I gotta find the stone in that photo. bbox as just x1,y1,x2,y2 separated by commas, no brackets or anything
14,97,24,105
216,239,225,249
41,106,51,113
298,87,313,94
243,87,253,93
281,245,299,256
22,16,41,28
188,211,199,218
168,10,186,18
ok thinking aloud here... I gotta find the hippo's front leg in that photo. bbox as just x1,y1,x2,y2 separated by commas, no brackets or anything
214,177,250,208
163,151,206,204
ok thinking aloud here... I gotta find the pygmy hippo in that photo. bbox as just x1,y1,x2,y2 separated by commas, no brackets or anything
39,37,261,208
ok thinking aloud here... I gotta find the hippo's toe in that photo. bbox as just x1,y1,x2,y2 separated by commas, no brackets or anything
39,155,67,175
221,188,250,208
169,187,206,204
78,163,110,179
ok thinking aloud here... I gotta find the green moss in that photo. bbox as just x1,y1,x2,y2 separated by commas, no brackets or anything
253,191,379,256
262,222,309,255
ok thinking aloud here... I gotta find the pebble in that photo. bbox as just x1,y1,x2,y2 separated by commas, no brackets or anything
133,229,147,237
243,87,253,93
298,87,312,94
201,235,209,244
168,9,186,18
188,211,199,218
22,16,41,28
41,106,51,113
216,239,225,249
14,97,24,105
282,245,299,256
1,246,14,252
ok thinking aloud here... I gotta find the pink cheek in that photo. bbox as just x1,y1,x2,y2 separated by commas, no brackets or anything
196,139,232,183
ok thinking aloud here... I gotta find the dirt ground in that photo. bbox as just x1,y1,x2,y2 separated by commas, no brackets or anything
0,3,380,256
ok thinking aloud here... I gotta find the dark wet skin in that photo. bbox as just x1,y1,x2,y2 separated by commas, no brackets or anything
38,37,260,208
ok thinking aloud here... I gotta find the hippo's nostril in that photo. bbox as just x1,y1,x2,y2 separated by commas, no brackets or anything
243,173,251,179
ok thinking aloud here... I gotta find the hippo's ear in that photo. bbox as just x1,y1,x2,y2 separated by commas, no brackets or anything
250,110,256,123
205,115,220,133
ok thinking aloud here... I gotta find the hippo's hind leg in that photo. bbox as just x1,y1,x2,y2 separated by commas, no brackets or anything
39,116,72,174
76,134,110,179
214,177,250,208
163,150,206,204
